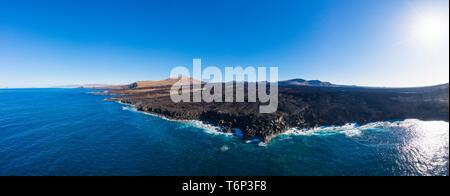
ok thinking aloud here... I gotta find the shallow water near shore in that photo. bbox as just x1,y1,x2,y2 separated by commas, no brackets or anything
0,88,448,176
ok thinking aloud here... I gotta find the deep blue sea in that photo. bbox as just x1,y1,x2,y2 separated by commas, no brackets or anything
0,88,448,176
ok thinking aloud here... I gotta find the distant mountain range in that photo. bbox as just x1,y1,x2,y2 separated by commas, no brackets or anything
61,77,449,90
278,79,336,87
95,77,338,90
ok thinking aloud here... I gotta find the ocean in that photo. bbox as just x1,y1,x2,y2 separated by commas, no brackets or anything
0,88,448,176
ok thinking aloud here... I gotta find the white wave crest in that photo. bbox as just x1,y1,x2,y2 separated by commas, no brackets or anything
282,119,449,138
121,106,136,111
283,123,361,137
116,101,229,136
183,120,232,136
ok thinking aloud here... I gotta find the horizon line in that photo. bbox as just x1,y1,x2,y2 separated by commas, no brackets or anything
1,78,449,89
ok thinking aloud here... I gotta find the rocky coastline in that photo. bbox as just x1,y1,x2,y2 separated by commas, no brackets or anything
99,79,449,142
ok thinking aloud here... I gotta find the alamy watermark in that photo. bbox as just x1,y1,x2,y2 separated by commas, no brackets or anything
169,59,278,113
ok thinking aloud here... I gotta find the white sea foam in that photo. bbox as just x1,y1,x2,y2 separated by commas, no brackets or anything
116,101,229,136
183,120,233,136
117,101,174,121
281,119,449,138
258,142,268,147
220,145,230,152
121,106,134,111
283,123,375,137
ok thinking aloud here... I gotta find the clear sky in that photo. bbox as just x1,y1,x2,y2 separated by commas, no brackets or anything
0,0,449,88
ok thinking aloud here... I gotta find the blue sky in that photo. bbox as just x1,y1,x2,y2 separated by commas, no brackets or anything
0,0,449,88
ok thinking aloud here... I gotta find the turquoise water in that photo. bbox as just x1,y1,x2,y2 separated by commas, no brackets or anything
0,88,448,176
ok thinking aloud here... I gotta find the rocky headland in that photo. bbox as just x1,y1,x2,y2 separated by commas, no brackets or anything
97,78,449,142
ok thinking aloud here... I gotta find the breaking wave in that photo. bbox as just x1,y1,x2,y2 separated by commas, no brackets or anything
117,101,449,153
117,101,229,136
283,119,449,138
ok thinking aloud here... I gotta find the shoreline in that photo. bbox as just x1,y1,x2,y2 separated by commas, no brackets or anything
95,82,448,143
113,100,278,143
110,99,450,144
114,100,235,136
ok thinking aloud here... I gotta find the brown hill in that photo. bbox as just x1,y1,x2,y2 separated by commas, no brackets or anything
99,76,202,90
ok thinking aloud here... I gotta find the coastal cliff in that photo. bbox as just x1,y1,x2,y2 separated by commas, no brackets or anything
100,78,449,142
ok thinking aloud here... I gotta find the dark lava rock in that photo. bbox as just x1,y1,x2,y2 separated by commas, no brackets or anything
107,83,449,142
